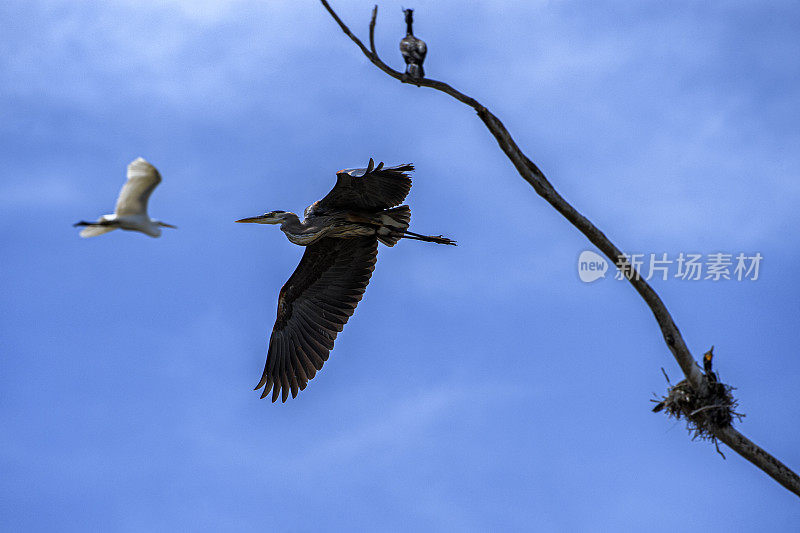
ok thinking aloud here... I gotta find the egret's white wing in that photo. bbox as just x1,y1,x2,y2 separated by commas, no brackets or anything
114,157,162,216
80,225,117,238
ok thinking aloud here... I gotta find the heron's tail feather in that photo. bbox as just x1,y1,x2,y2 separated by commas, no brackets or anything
79,225,117,238
377,205,411,247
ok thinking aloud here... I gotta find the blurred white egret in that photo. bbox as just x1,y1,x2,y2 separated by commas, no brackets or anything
73,157,176,238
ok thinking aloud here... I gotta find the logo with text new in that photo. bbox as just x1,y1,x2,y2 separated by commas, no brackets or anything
578,250,608,283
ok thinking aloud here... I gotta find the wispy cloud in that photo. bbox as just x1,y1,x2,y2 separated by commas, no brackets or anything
1,1,314,113
0,176,82,208
292,385,464,473
291,382,528,475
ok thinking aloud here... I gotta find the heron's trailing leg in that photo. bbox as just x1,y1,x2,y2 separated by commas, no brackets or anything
402,230,456,246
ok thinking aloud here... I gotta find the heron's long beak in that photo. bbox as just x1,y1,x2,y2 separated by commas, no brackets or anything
159,222,178,228
235,215,266,224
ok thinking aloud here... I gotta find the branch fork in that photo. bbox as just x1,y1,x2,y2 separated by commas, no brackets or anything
319,0,800,498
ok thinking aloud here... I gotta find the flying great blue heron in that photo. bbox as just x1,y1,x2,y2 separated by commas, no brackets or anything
400,8,427,79
236,159,455,402
73,157,176,238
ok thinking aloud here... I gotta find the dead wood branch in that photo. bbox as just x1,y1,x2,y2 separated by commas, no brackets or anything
319,0,800,497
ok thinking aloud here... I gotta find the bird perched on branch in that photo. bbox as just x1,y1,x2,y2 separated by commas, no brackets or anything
400,8,427,79
73,157,176,238
236,159,455,402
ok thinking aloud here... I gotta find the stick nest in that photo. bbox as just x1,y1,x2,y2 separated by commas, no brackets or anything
652,347,742,447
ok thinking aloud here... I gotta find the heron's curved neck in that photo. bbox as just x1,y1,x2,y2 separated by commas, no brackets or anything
278,212,304,233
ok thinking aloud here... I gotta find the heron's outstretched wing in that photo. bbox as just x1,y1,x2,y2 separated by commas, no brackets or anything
315,158,413,211
256,236,378,402
79,225,117,238
114,157,162,216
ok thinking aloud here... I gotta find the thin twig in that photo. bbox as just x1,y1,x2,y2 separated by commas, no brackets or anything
714,440,727,460
318,0,800,498
690,404,727,417
368,6,377,56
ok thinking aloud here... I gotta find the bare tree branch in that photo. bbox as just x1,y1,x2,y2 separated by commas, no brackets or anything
319,0,800,497
716,427,800,495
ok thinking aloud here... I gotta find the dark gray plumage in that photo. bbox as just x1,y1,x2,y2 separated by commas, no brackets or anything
236,159,455,402
400,9,427,79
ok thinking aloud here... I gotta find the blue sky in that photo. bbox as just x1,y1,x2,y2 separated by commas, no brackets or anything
2,0,800,530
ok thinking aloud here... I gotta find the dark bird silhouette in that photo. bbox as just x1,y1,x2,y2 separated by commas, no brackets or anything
399,8,427,79
236,159,455,402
